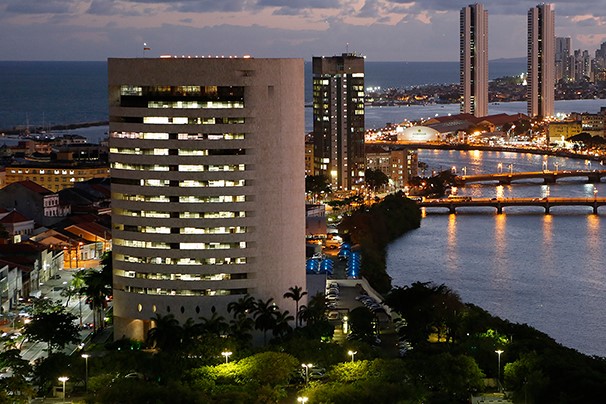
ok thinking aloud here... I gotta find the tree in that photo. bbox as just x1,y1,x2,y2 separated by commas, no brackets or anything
81,256,112,331
252,298,278,345
271,310,294,341
364,168,389,191
146,313,183,352
227,294,256,320
305,175,331,195
283,286,307,327
22,309,80,354
0,348,34,402
199,306,229,336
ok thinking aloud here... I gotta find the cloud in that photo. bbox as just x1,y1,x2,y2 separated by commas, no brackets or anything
4,0,80,14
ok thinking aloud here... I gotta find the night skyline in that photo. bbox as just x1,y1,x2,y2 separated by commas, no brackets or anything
1,1,605,61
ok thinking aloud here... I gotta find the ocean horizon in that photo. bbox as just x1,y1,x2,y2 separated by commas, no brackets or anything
0,59,527,130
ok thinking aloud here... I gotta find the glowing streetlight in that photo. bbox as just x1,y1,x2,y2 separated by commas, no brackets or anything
508,163,513,174
301,363,313,384
81,354,90,392
495,350,504,392
542,160,548,171
586,160,592,170
58,376,69,402
554,162,559,172
594,187,598,201
348,350,357,362
297,397,309,403
545,186,550,200
221,350,232,364
497,162,503,173
462,166,467,176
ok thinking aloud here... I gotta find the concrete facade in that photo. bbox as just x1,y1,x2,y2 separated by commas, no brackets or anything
460,4,488,118
108,57,306,341
527,4,555,118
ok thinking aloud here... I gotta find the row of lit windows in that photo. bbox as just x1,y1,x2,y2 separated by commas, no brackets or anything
129,179,246,188
123,286,246,297
120,85,244,99
115,269,246,281
112,162,245,172
9,176,77,183
114,238,247,250
111,148,244,156
114,208,246,219
115,194,246,203
142,117,245,125
116,254,247,265
116,225,246,234
148,101,244,109
110,132,245,140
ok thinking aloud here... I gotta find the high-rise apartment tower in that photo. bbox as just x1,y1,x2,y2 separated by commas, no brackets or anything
108,57,306,341
460,3,488,118
312,54,365,191
555,37,571,82
527,4,555,118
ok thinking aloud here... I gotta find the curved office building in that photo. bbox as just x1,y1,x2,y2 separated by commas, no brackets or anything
108,57,305,341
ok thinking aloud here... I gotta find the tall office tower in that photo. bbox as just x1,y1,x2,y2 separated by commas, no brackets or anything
555,37,571,82
460,3,488,118
312,54,365,191
527,4,555,118
108,57,306,341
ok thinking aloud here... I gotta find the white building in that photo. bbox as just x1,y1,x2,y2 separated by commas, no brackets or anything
109,57,306,341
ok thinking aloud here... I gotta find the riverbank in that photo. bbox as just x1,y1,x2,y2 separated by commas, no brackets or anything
371,141,605,163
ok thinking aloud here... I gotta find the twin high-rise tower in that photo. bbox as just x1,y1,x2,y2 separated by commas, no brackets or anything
460,3,555,119
460,3,488,118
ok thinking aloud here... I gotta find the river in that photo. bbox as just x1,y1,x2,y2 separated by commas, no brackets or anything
386,149,606,358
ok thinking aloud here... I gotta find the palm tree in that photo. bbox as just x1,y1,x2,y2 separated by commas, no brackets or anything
81,268,112,331
227,294,256,319
252,298,279,345
199,306,229,336
283,286,307,327
146,313,183,352
298,292,327,326
70,270,87,327
272,310,294,341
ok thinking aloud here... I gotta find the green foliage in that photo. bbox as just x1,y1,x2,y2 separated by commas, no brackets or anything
408,352,484,401
338,191,421,293
364,168,389,191
22,307,80,354
305,174,331,195
237,351,298,386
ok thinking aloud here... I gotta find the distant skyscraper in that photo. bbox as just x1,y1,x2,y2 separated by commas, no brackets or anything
555,37,571,82
312,54,365,191
460,3,488,118
527,4,555,118
108,57,306,341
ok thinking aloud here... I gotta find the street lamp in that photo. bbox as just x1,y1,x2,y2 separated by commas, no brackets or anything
508,163,513,174
58,376,69,402
348,350,357,362
542,160,548,171
594,187,598,201
462,166,467,176
297,397,309,403
301,363,313,384
554,162,559,172
81,354,90,392
545,186,550,200
495,350,504,392
497,162,503,173
221,350,232,364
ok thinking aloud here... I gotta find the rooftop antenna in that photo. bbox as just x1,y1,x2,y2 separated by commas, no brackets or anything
143,42,151,57
346,42,349,54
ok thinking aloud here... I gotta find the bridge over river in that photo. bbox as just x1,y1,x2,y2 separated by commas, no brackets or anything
418,197,606,214
454,170,606,186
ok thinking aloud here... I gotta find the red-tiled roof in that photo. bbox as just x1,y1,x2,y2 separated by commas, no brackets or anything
13,180,53,195
0,210,33,224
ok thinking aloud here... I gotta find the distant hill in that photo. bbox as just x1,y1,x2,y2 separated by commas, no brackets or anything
490,57,526,64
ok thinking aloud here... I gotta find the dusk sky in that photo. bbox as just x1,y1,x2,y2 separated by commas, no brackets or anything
1,0,605,62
